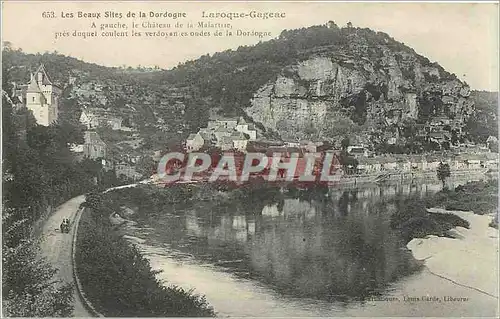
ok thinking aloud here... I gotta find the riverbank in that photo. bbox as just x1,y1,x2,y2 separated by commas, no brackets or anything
408,208,498,299
392,180,499,316
151,168,491,192
74,193,216,317
89,178,498,317
330,168,490,187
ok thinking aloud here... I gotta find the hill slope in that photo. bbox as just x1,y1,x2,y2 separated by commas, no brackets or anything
152,23,475,151
467,90,498,144
3,23,485,153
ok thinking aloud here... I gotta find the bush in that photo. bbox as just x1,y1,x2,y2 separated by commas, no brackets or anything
76,205,215,317
432,180,498,215
390,197,470,243
489,214,498,229
2,212,74,317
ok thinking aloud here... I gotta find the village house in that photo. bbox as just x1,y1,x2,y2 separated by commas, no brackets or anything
431,116,451,126
453,158,468,170
401,160,412,172
383,160,399,171
220,136,234,151
83,131,107,159
346,151,497,176
214,127,233,145
80,108,124,130
466,159,482,170
484,153,499,170
107,117,123,130
428,131,451,146
487,136,498,150
79,109,100,129
407,155,425,171
215,117,238,130
186,132,205,152
282,138,301,148
347,145,369,158
424,155,443,171
198,128,215,144
459,154,484,169
299,140,323,153
235,117,257,140
152,150,164,162
231,132,249,152
387,137,397,145
207,121,219,130
69,143,84,153
357,158,378,174
217,132,250,152
192,116,257,150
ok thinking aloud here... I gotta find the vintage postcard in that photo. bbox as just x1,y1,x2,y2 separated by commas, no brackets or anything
1,1,499,318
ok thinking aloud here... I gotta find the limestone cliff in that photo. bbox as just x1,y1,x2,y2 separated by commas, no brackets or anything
245,31,474,148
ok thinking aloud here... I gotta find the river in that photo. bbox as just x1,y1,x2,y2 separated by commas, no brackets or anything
122,176,498,317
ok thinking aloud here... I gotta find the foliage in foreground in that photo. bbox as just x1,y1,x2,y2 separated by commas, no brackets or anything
430,179,498,215
390,196,470,244
436,162,451,189
2,211,74,317
391,180,499,242
76,193,216,317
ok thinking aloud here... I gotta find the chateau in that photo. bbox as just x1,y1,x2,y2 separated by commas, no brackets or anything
14,64,61,126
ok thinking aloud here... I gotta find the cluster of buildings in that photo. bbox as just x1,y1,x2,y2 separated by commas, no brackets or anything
186,116,258,152
13,65,497,183
79,107,134,131
356,152,498,175
80,108,120,130
11,64,107,160
11,64,142,181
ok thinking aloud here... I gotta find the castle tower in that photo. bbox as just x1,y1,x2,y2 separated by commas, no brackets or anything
25,64,60,126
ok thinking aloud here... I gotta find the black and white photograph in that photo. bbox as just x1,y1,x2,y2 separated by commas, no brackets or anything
1,1,499,317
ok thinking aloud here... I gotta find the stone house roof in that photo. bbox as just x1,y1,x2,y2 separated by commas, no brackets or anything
84,131,106,146
215,127,232,133
35,64,53,85
27,74,43,94
199,132,211,141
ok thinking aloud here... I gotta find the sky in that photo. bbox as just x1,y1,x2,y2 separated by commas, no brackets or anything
2,1,499,91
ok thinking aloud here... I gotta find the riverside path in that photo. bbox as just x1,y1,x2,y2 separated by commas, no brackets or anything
39,183,144,317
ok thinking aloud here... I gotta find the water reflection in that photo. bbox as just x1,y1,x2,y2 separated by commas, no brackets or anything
139,179,470,303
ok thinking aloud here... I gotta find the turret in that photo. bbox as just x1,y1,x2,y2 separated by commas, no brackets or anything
37,70,43,84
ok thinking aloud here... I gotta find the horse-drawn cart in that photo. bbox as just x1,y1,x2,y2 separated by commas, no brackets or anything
60,219,71,233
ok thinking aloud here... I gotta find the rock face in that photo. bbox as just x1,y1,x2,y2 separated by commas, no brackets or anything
245,34,474,145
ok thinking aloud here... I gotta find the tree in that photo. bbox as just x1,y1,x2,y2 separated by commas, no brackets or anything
490,140,499,153
2,61,110,315
341,137,350,151
3,40,13,50
437,162,451,189
327,20,338,29
136,155,157,178
2,210,74,317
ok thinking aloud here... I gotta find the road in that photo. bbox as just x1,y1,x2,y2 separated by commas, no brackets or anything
39,195,90,317
39,182,143,317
